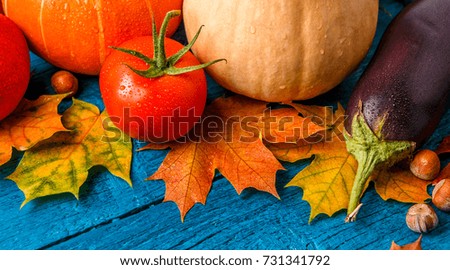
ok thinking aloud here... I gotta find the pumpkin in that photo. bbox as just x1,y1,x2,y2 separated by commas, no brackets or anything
2,0,183,75
183,0,379,102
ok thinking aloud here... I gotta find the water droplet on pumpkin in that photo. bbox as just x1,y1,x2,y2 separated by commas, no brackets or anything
119,85,126,91
279,85,287,90
249,26,256,34
320,49,325,55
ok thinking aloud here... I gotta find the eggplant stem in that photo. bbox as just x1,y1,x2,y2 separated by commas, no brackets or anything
346,203,363,222
345,148,379,222
345,107,415,222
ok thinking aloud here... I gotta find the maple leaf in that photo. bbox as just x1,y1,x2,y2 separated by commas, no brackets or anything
0,94,69,166
285,142,358,222
143,95,323,221
390,235,423,250
267,103,362,222
374,166,430,203
7,99,132,206
436,135,450,155
267,103,346,162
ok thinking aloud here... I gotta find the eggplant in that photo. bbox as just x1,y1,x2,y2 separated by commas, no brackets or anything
344,0,450,222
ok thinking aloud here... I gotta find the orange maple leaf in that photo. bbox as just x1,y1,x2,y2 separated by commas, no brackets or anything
143,95,324,221
374,167,431,203
390,235,423,250
267,103,346,162
0,94,69,166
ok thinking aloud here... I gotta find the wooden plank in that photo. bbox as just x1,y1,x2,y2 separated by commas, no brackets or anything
45,162,450,250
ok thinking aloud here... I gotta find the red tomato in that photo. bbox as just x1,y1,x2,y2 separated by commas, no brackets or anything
100,37,207,142
0,14,30,121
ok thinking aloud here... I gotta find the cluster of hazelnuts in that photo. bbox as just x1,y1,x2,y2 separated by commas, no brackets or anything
406,149,449,234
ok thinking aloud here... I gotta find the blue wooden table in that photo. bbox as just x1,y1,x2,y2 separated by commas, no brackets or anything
1,0,449,250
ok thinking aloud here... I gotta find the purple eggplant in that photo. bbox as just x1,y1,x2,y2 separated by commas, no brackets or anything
344,0,450,222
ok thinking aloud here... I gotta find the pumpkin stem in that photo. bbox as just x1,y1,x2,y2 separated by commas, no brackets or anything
110,10,225,79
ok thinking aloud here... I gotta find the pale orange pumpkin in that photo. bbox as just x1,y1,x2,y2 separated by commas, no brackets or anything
183,0,379,102
2,0,183,75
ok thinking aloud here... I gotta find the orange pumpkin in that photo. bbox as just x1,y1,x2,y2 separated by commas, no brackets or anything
2,0,183,75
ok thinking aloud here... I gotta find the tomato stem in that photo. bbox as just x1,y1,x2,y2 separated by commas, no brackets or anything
110,10,225,79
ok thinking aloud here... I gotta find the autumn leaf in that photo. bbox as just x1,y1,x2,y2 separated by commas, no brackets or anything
374,167,431,203
285,142,358,222
0,94,69,166
436,136,450,155
143,95,324,220
267,103,346,162
267,103,361,222
390,235,423,250
7,99,132,206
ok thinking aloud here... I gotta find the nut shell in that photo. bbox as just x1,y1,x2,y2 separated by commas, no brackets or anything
405,203,438,233
409,150,441,180
51,70,78,97
432,179,450,212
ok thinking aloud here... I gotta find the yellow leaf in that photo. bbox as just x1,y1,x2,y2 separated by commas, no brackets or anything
268,104,362,222
374,167,431,203
286,142,358,222
0,94,69,166
7,99,132,206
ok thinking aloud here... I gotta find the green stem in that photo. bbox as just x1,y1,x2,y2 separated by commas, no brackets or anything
345,148,379,222
344,106,415,222
109,10,226,79
155,10,180,68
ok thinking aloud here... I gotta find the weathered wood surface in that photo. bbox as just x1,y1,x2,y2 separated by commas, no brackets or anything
0,0,449,250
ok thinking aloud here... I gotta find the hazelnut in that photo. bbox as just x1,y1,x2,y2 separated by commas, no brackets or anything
409,149,440,180
405,203,438,233
432,179,450,212
51,70,78,97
